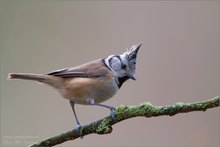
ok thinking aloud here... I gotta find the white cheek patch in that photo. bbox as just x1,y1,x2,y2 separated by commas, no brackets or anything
105,54,130,78
111,62,120,71
109,57,121,71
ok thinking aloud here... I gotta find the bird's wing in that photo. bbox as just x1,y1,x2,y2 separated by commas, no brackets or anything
47,68,86,78
47,59,110,78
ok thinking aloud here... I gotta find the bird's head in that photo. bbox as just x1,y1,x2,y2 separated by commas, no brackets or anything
104,43,141,87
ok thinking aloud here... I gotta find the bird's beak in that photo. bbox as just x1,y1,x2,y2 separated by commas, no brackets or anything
128,74,137,80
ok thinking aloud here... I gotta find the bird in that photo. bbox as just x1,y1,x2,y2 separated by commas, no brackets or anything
8,43,141,131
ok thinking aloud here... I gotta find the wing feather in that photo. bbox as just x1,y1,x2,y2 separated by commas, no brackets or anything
47,59,110,78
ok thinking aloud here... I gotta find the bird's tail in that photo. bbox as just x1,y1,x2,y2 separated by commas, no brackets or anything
8,73,48,82
8,73,63,89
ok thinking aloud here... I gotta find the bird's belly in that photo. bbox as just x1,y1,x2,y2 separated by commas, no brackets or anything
92,79,118,103
61,77,118,104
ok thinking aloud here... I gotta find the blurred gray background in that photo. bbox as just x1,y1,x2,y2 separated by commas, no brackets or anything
0,1,219,147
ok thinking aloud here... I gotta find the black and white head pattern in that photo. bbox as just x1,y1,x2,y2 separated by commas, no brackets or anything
104,43,141,88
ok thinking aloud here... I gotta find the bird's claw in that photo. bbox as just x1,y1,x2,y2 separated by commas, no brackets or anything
110,106,116,120
75,124,83,139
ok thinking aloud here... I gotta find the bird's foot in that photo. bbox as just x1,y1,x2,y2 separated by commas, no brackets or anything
75,124,83,139
109,106,116,120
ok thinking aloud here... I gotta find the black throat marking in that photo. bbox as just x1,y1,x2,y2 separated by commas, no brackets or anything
102,57,129,89
117,76,129,88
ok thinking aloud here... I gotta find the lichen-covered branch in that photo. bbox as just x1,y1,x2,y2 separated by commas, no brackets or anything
29,96,220,147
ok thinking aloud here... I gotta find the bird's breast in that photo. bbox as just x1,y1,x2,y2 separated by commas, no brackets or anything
62,75,118,104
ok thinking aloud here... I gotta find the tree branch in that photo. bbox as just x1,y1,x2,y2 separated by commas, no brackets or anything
29,96,220,147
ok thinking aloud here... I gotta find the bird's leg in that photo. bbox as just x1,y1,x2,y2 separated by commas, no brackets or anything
87,98,116,120
69,100,82,134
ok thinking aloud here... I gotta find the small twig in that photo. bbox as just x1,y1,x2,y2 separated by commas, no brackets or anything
30,96,220,147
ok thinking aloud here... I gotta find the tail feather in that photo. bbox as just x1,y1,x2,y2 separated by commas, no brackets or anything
8,73,47,82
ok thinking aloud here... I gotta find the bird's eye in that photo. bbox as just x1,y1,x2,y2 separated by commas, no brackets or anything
121,64,127,69
130,60,136,64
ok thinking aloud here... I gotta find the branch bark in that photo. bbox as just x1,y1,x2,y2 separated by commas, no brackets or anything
29,96,220,147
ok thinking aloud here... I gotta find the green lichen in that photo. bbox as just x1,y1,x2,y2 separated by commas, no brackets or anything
137,102,154,116
174,102,185,111
115,105,132,120
175,102,184,107
96,119,111,134
115,102,154,119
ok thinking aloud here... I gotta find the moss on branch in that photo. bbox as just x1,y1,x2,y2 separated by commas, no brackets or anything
29,96,219,147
